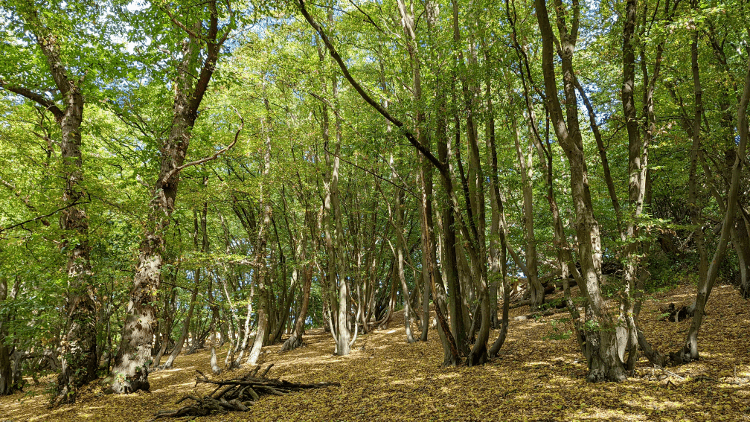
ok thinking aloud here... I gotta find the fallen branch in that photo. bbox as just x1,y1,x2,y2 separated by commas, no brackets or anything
513,306,570,321
153,364,339,419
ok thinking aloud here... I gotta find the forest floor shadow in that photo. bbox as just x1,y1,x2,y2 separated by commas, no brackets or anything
1,282,748,421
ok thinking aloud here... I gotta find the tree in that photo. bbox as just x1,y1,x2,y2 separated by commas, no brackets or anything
0,0,118,402
534,0,626,381
109,0,235,393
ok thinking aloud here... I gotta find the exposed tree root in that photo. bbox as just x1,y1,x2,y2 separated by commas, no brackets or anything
152,364,340,419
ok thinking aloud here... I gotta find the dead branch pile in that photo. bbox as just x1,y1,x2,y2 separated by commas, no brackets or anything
152,364,340,419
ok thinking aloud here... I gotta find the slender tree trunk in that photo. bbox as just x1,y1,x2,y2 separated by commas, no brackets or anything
395,0,432,344
0,276,20,396
733,214,750,298
511,110,542,309
247,102,274,366
487,77,510,358
163,282,198,369
208,277,221,375
222,284,237,366
388,161,415,343
687,7,709,294
298,0,457,363
534,0,626,382
151,285,176,368
506,0,583,347
232,284,254,368
282,265,312,351
678,48,750,363
618,0,642,371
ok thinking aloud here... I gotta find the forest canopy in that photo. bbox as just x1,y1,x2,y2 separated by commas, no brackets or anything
0,0,748,413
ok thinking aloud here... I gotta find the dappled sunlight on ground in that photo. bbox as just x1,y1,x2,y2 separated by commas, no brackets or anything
1,282,749,421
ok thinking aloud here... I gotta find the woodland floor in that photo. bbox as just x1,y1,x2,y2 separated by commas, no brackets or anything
2,283,749,422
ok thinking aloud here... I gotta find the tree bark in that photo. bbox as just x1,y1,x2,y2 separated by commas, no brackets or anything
163,284,198,370
389,164,416,343
247,100,274,366
282,263,312,351
486,74,511,358
677,46,750,363
534,0,626,382
395,0,433,344
111,2,229,393
0,7,100,404
0,276,20,395
511,109,543,310
298,0,458,363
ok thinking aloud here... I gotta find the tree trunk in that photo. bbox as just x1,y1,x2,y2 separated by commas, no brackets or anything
506,0,583,349
395,0,428,346
394,0,435,343
0,276,20,396
247,99,274,366
231,285,254,368
387,155,416,344
677,49,750,363
111,4,228,392
298,0,457,363
0,9,99,404
534,0,626,382
163,282,198,370
733,213,750,298
282,263,312,351
618,0,645,371
511,109,543,309
208,286,221,375
487,75,510,358
151,285,175,368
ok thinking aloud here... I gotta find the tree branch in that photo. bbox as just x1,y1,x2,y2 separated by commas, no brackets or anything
0,81,64,120
0,200,87,233
160,108,243,184
296,0,446,174
161,4,204,41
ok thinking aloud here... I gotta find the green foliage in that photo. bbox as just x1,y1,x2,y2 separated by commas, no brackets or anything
646,251,696,293
544,318,572,341
1,0,749,387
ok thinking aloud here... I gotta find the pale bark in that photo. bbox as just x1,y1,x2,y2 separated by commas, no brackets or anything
396,0,432,344
247,101,274,366
231,285,254,368
298,0,459,363
386,159,416,343
511,110,543,309
505,1,582,344
0,7,99,403
111,2,230,393
151,284,176,368
163,282,198,369
195,204,220,375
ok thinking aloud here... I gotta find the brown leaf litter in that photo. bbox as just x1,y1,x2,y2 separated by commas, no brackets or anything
1,283,748,421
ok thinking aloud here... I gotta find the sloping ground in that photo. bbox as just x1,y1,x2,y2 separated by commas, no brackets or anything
2,283,749,421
